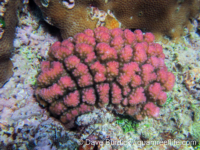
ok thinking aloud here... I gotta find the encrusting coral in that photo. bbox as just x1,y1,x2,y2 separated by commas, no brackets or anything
35,27,175,127
33,0,103,39
0,0,23,88
107,0,200,41
34,0,200,41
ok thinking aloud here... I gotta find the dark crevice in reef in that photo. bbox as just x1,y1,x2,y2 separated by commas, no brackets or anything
28,0,62,41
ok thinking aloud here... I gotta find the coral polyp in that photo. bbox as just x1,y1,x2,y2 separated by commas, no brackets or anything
35,27,175,126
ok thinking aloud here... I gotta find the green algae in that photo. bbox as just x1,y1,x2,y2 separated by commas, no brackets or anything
0,17,5,28
115,116,139,134
18,46,40,86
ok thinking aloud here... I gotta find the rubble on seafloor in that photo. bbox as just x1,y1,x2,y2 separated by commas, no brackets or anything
0,3,199,150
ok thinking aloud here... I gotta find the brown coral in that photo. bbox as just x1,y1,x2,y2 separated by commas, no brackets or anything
107,0,200,42
34,0,107,39
34,0,200,41
0,0,22,87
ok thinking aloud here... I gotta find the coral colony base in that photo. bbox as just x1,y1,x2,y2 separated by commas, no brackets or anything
35,27,175,127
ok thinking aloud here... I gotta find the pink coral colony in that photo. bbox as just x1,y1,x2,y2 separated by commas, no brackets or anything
35,27,175,125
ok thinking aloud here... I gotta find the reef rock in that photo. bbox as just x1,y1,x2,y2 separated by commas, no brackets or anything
0,0,23,87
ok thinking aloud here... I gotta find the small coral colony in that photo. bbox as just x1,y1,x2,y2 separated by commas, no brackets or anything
35,27,175,125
